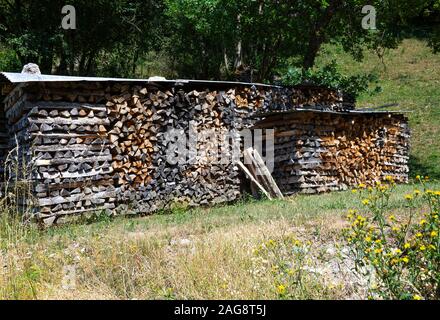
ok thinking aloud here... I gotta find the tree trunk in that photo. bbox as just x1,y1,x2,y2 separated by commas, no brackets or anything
40,47,54,74
85,51,97,75
58,50,68,75
78,53,86,75
302,0,343,71
302,37,322,71
132,47,139,76
234,14,243,70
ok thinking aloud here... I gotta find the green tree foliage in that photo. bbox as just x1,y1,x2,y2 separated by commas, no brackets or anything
0,46,20,71
424,1,440,53
164,0,432,82
0,0,438,82
281,61,381,100
0,0,164,75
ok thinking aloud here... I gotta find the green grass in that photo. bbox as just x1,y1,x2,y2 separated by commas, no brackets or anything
1,181,439,299
316,38,440,179
32,182,429,240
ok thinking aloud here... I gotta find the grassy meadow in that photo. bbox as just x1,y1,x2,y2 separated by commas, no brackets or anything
1,38,439,300
317,38,440,179
1,181,439,299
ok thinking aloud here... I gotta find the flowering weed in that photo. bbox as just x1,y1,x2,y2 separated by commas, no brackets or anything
344,176,439,299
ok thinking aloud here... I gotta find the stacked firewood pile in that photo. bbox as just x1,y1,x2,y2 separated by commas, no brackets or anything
254,111,410,194
2,84,32,184
231,85,348,125
106,86,242,212
0,94,8,181
290,85,350,111
0,78,408,222
3,82,119,221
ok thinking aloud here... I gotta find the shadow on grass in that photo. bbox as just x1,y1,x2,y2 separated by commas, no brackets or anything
409,154,440,179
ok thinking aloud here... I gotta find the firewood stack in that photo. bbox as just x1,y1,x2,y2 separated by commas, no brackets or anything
0,93,8,181
228,85,348,129
0,76,408,222
2,84,32,184
254,111,410,194
85,82,346,213
3,82,120,221
106,86,242,212
290,85,350,111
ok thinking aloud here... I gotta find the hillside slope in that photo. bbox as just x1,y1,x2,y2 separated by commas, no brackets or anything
316,39,440,178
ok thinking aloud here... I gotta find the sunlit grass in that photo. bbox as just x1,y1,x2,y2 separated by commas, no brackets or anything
316,38,440,178
1,181,439,299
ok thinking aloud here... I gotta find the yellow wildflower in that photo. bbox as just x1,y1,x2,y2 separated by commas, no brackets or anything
401,256,409,263
416,232,423,238
385,175,393,182
267,239,276,247
420,219,427,226
362,199,370,206
413,295,422,300
431,231,438,238
374,248,383,254
277,284,286,295
365,236,372,243
351,189,357,194
414,189,421,195
389,215,396,221
419,245,426,251
358,183,366,189
404,194,413,201
404,243,411,249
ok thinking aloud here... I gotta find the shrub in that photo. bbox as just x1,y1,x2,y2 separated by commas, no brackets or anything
0,48,21,72
344,176,439,300
280,61,381,100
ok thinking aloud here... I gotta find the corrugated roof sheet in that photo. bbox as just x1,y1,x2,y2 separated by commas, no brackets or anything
0,72,277,87
251,108,411,118
0,72,408,115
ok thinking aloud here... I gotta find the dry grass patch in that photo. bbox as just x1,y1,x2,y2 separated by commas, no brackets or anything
1,181,439,300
